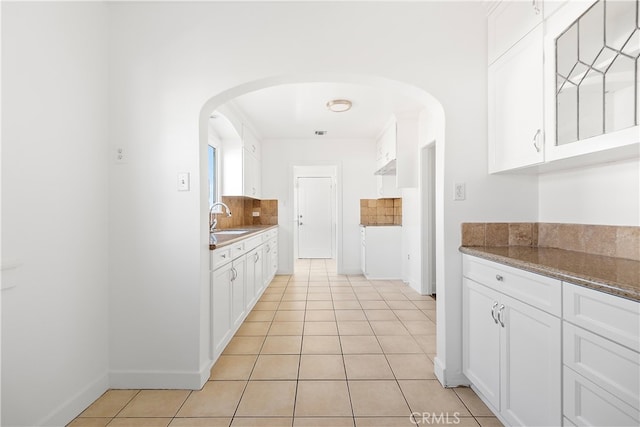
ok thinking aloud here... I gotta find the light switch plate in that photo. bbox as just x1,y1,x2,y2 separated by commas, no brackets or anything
454,182,466,201
177,172,190,191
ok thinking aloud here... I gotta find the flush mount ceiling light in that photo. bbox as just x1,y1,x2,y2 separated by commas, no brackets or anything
326,99,352,113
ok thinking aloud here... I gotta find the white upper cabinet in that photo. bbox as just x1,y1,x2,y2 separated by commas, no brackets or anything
543,0,640,167
242,123,261,160
222,122,262,199
489,25,545,173
488,0,543,65
374,118,397,175
488,0,639,174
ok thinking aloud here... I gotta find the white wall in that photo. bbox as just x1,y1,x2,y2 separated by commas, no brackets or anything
263,139,377,275
1,3,109,426
105,0,539,391
539,158,640,226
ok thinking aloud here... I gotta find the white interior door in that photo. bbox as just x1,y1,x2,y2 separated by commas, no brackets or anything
297,177,333,258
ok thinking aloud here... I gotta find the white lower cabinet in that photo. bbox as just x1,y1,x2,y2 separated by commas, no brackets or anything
360,225,402,279
211,262,233,358
463,255,562,427
464,255,640,427
463,278,561,426
245,247,263,309
210,228,278,359
262,232,278,288
562,283,640,426
230,255,246,330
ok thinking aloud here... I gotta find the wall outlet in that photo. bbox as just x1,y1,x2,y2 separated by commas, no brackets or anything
454,182,466,201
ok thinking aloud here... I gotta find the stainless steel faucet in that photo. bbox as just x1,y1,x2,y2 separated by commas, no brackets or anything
209,202,232,232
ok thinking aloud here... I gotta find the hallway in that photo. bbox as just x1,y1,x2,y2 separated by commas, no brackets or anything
70,259,500,426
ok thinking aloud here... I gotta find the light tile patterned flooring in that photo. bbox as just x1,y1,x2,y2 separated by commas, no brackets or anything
69,259,502,427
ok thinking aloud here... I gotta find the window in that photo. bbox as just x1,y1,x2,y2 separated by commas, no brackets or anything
208,144,217,208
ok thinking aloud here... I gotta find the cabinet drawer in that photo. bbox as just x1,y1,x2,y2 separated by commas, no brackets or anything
230,241,245,259
463,255,561,316
244,236,262,252
564,368,639,426
563,322,639,409
211,248,232,270
563,282,640,352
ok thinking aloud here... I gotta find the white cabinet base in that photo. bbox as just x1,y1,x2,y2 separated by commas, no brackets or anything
360,226,402,279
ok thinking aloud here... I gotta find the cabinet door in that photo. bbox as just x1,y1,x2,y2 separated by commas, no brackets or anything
500,294,561,427
489,25,544,173
463,278,501,410
269,238,278,279
245,249,257,309
488,0,543,64
262,242,272,289
231,256,246,329
212,264,232,358
246,248,263,308
242,124,261,159
242,149,260,198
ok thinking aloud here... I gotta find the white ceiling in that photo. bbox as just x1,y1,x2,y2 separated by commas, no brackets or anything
216,82,426,140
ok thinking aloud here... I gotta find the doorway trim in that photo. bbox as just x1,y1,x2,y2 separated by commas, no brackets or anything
421,143,436,295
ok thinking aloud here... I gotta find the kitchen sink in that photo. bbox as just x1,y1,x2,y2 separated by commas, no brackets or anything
213,229,249,235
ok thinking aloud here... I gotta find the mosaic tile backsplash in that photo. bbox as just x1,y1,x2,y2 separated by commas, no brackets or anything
461,222,640,261
360,198,402,225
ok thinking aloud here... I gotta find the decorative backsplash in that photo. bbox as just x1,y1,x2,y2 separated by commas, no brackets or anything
461,222,640,261
215,196,278,229
360,198,402,225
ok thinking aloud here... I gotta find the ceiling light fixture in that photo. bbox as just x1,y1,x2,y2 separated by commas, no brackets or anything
326,99,352,113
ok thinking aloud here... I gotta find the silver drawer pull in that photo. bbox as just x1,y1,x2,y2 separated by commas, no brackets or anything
496,274,504,281
220,254,227,258
497,304,505,328
491,301,499,324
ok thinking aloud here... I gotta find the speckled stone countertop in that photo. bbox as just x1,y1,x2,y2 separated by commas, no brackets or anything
210,225,278,250
460,246,640,302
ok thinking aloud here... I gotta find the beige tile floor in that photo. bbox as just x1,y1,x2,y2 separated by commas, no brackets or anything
69,259,502,427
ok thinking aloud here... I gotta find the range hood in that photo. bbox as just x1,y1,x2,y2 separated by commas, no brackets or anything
374,159,397,175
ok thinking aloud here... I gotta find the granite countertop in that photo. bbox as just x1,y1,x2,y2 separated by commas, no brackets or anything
460,246,640,302
210,225,278,250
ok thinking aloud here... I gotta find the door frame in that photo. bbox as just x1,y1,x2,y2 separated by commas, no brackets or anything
292,165,339,265
421,143,436,295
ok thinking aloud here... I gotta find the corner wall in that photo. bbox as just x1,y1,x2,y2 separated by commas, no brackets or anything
1,3,109,425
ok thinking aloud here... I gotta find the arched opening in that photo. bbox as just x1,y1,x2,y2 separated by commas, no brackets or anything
198,73,447,382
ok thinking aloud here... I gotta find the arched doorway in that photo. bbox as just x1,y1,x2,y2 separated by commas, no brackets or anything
199,73,443,273
198,73,447,382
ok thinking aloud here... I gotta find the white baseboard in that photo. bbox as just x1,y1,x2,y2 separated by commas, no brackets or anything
38,372,108,427
433,356,469,388
109,366,208,390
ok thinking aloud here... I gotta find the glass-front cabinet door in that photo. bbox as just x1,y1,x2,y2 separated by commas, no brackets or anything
544,0,639,163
